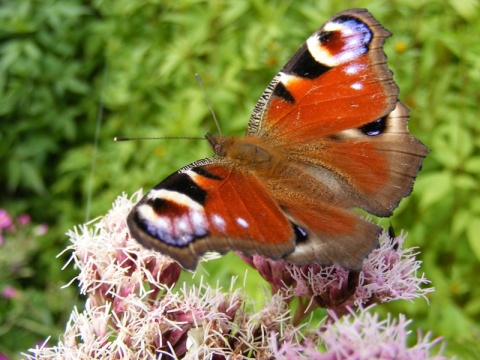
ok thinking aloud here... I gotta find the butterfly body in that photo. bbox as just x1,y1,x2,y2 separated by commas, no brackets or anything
127,9,428,271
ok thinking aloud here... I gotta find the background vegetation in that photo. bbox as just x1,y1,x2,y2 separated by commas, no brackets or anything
1,0,479,358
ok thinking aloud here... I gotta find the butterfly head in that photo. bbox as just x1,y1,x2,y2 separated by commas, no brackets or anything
206,133,227,156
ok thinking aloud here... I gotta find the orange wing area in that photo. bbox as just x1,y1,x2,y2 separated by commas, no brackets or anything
128,161,296,270
264,58,395,142
247,9,397,144
311,139,389,196
193,164,293,249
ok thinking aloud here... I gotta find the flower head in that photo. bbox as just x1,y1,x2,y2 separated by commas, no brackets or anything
272,307,447,360
33,224,49,236
0,209,13,230
67,192,182,308
17,213,31,226
2,285,18,299
242,230,433,318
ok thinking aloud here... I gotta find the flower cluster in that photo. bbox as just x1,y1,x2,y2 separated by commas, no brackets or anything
26,193,446,359
0,209,48,245
0,209,50,359
0,209,49,299
272,308,445,359
241,229,433,320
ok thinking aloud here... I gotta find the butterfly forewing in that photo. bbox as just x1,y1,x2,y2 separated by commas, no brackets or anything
248,9,397,141
127,160,296,270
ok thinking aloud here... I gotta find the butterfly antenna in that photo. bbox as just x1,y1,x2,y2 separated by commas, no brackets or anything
114,136,206,141
195,73,222,136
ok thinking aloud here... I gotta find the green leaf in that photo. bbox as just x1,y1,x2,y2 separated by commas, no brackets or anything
452,209,470,237
448,0,480,20
414,171,453,209
454,174,478,190
470,198,480,214
466,217,480,261
464,157,480,175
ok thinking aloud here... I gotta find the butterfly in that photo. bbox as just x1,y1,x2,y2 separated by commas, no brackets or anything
127,8,428,271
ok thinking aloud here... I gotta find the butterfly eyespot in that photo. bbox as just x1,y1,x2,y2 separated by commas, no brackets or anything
359,116,388,136
309,16,373,68
292,223,308,243
332,16,372,45
318,31,334,43
151,198,167,212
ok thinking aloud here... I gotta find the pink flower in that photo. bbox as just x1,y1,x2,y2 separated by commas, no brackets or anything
0,209,12,229
271,307,446,360
239,253,296,297
354,232,432,306
33,224,49,236
243,230,433,319
2,285,18,299
17,213,31,226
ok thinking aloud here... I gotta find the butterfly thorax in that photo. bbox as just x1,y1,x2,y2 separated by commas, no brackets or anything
206,133,284,176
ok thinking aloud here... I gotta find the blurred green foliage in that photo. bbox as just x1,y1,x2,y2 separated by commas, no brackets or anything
0,0,479,358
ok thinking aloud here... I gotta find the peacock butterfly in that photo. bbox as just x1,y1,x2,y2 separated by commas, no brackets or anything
127,8,428,270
